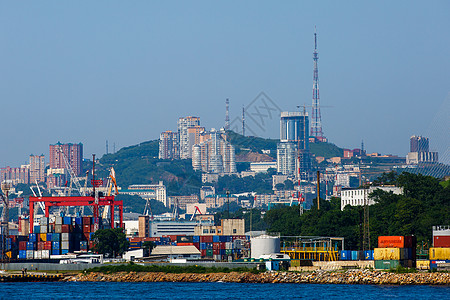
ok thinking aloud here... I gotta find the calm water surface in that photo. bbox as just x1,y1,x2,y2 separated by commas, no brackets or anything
1,282,449,299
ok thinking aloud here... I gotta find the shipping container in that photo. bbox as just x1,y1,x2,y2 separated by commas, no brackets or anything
26,242,35,250
40,217,48,226
44,241,52,250
34,226,40,234
61,241,71,250
82,217,91,225
54,225,62,233
374,248,406,260
63,216,72,225
193,242,200,250
83,225,90,233
26,250,34,259
177,236,193,243
37,242,44,250
75,217,83,225
55,216,63,225
374,260,405,270
40,225,48,234
206,249,213,257
340,250,351,261
61,233,70,241
201,249,207,257
213,235,220,243
52,241,60,250
19,241,27,250
51,233,60,242
430,259,450,271
42,250,50,259
429,247,450,260
378,236,413,248
200,236,213,243
351,251,359,261
364,250,374,260
52,249,60,255
18,250,27,259
193,236,200,243
34,250,42,259
434,236,450,248
61,249,69,254
29,233,37,242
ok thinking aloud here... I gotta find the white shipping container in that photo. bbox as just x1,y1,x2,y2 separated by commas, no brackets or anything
61,233,70,241
225,242,233,249
26,250,34,259
34,250,42,259
40,226,48,234
55,225,62,233
55,217,63,225
42,250,50,259
40,217,48,226
61,241,70,249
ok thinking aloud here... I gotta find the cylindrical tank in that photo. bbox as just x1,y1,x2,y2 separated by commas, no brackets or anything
250,235,280,259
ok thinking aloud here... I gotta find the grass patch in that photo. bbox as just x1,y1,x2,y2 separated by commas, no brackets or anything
388,265,418,273
85,262,262,274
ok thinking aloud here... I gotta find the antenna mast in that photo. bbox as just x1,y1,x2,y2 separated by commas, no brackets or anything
310,26,324,142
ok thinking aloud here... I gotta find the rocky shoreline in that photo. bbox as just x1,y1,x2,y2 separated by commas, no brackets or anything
65,270,450,285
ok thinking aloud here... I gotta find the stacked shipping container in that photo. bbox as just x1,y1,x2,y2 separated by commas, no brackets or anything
374,236,416,269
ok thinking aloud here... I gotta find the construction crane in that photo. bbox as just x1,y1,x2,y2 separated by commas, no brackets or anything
1,182,11,260
102,168,118,220
189,205,203,221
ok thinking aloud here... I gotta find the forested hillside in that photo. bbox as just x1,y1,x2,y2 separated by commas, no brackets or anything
264,172,450,249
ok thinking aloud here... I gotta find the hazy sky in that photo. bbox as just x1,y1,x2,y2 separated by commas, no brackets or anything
1,1,449,167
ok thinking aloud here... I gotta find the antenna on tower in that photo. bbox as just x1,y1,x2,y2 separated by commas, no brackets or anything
242,106,245,136
310,26,325,142
225,98,230,131
106,140,109,155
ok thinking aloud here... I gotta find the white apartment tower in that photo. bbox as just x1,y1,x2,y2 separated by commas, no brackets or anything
177,116,201,159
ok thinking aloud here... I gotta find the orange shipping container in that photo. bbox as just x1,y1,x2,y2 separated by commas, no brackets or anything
378,236,406,248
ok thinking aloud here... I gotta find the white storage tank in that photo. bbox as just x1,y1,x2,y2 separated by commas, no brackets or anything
251,235,280,259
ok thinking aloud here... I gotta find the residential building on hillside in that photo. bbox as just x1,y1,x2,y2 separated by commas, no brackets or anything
204,194,238,209
277,111,311,179
192,128,236,174
194,219,245,236
49,142,83,176
159,130,179,159
200,186,215,200
1,165,29,185
178,116,201,159
340,186,403,210
29,155,45,183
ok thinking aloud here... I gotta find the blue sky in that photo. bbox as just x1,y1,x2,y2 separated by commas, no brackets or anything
1,1,449,166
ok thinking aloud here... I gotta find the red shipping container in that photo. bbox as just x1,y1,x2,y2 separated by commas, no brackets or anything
44,241,52,250
200,236,213,243
19,241,27,250
83,232,91,241
434,236,450,248
378,236,406,248
82,217,91,225
61,224,71,233
177,243,194,246
83,225,90,233
213,243,220,250
90,225,95,232
193,242,200,250
213,249,220,255
89,241,96,250
201,249,207,257
37,242,44,250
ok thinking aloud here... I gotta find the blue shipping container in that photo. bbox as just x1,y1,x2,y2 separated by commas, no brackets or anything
75,217,82,225
47,233,52,241
52,233,60,242
29,233,37,242
351,251,359,261
340,250,351,260
364,250,374,260
26,242,35,250
193,236,200,243
213,235,220,243
52,249,60,255
61,249,69,254
430,260,450,271
52,241,60,249
19,250,27,259
34,226,40,234
200,243,207,250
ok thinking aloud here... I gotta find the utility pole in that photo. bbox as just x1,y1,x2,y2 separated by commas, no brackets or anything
226,191,230,219
317,171,320,210
242,106,245,136
225,98,230,131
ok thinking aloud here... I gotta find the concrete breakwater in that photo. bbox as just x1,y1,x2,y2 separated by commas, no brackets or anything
66,270,450,285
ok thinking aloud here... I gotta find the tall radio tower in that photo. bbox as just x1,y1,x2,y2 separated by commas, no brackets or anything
310,27,324,142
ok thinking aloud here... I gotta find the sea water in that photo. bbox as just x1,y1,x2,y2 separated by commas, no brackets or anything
1,281,449,299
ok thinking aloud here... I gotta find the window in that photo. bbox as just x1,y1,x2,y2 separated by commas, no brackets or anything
203,229,209,234
210,229,216,234
233,229,237,234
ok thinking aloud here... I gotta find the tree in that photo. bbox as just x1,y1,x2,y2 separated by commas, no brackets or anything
91,228,129,257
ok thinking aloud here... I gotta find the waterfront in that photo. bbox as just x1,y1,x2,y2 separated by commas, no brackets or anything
1,281,449,299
